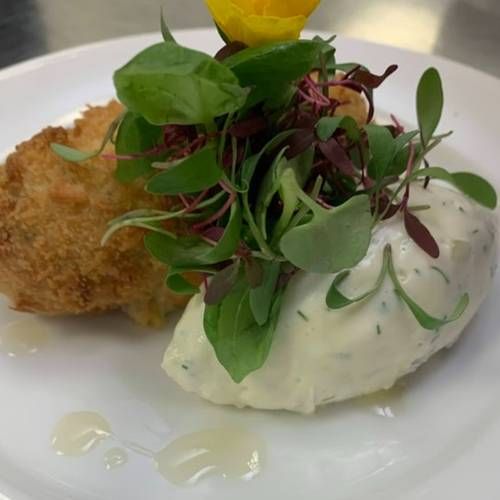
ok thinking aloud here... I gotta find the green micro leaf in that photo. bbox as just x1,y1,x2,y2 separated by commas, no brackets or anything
203,272,283,383
280,178,372,273
249,261,281,326
204,260,241,305
365,124,396,180
315,115,360,143
411,167,497,209
387,245,469,329
271,148,314,244
326,245,390,309
144,232,212,268
114,42,247,125
146,145,223,194
160,8,176,43
114,111,165,183
51,112,123,163
450,172,497,210
255,148,289,239
223,40,323,88
166,267,207,295
203,201,242,264
417,68,444,147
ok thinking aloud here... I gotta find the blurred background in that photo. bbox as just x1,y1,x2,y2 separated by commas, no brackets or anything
1,0,500,76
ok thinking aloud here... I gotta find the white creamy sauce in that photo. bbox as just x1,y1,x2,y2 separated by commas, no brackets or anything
163,184,497,413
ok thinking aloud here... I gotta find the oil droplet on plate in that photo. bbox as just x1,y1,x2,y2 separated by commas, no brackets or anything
0,318,51,357
154,428,264,485
51,411,111,456
104,447,128,470
357,383,406,418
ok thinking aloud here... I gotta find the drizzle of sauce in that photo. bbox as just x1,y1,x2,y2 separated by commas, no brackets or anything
104,447,128,470
51,412,111,456
357,383,406,418
0,318,51,357
154,428,264,485
51,411,264,485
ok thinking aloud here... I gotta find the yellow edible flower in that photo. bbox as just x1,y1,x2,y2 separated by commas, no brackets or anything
205,0,320,47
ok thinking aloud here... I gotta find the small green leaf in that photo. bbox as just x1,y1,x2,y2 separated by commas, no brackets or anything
203,272,283,383
365,124,396,180
316,116,360,142
387,245,468,329
144,232,212,267
166,270,202,295
114,42,247,125
115,111,165,183
223,40,322,88
160,8,176,43
205,260,241,305
146,145,223,194
417,68,444,147
50,144,97,162
255,148,289,239
326,245,390,309
280,180,372,273
411,167,497,209
250,261,281,326
51,112,123,163
451,172,497,210
203,201,242,264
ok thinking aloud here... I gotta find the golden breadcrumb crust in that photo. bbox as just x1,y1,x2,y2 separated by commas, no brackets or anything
0,101,187,327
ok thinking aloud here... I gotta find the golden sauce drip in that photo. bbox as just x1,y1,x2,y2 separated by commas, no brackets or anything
154,428,264,485
51,411,111,456
104,447,128,470
0,318,51,357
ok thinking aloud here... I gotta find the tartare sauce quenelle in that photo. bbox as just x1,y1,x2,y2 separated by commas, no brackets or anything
164,184,497,413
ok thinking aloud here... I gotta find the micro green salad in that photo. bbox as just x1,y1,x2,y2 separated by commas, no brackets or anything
52,19,497,383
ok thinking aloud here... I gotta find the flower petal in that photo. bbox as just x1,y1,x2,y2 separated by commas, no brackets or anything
239,14,307,46
263,0,320,17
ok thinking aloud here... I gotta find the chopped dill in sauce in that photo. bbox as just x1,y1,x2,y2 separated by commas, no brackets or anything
376,324,382,335
430,266,450,284
297,310,309,322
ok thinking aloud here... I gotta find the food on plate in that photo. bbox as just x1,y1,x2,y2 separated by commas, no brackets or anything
0,101,188,326
4,0,497,412
164,183,496,412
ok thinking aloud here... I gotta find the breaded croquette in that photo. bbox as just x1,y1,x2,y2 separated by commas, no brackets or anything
0,101,184,327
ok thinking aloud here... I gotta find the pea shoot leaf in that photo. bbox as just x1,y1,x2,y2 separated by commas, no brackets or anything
51,112,123,162
203,272,283,383
204,260,241,305
280,180,372,273
365,124,396,180
223,40,323,87
160,8,176,43
144,232,212,268
411,167,498,209
203,201,242,264
315,115,360,142
115,112,165,183
249,261,281,326
451,172,497,210
326,245,390,309
114,42,247,125
417,68,444,147
146,145,223,194
387,246,468,329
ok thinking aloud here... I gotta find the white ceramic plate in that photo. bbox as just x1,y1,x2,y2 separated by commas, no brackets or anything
0,29,499,500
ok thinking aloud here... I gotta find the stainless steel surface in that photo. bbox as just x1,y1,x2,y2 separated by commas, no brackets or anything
1,0,500,77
